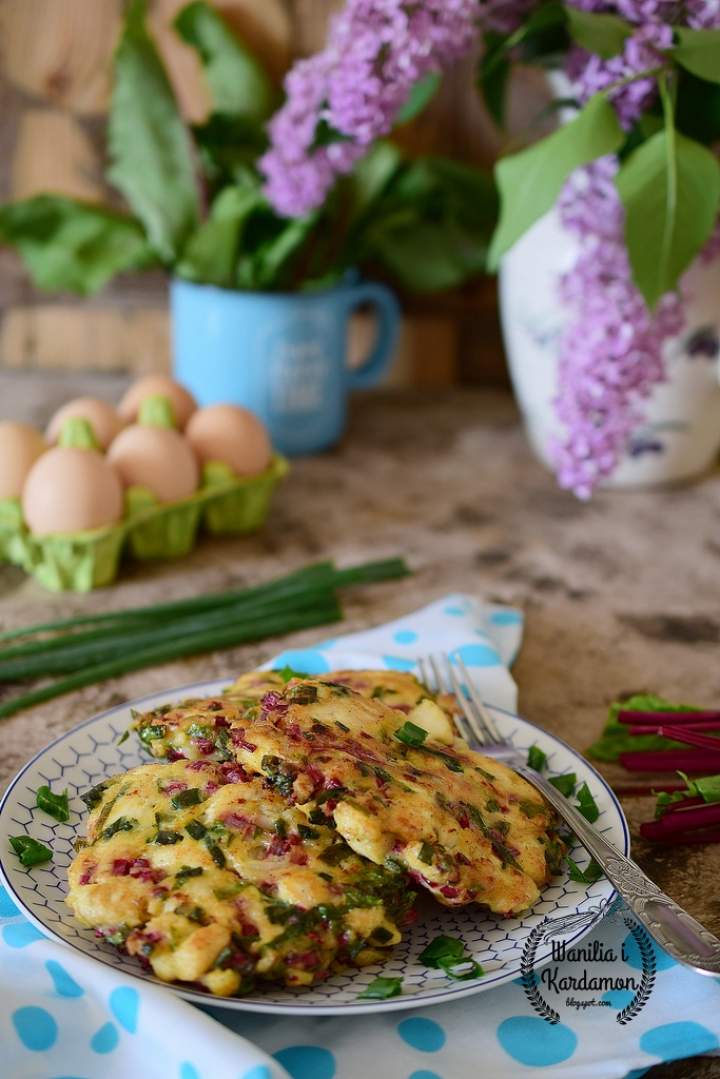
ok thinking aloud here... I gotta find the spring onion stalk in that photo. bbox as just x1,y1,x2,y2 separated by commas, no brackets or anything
0,598,343,720
0,557,408,645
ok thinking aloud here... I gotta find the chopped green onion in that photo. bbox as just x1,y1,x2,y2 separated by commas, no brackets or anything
357,976,403,1000
186,820,207,840
171,788,203,810
518,799,545,819
575,782,600,823
394,720,428,747
81,780,110,811
139,724,166,744
36,785,69,822
527,745,547,772
102,816,137,840
548,772,577,797
418,841,434,865
297,825,319,841
275,665,310,683
154,830,183,845
419,935,485,980
175,865,204,883
206,841,226,868
9,834,52,867
566,857,604,884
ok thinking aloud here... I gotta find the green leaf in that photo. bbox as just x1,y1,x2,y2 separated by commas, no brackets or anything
548,772,576,797
192,112,268,188
9,835,52,868
566,856,603,884
694,775,720,804
108,0,198,262
240,212,319,291
0,196,154,295
616,127,720,309
357,976,403,1000
419,935,466,967
478,32,511,127
527,745,547,772
274,665,310,683
36,785,70,823
488,92,623,268
396,71,441,124
587,693,696,762
673,28,720,84
174,1,275,120
565,6,632,58
177,184,263,287
575,782,600,823
348,141,403,220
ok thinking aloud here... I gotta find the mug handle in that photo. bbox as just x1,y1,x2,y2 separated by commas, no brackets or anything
343,282,401,390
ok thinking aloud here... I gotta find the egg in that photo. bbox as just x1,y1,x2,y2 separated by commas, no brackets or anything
22,447,124,536
107,425,199,503
185,404,272,477
46,397,124,450
0,422,47,500
118,375,198,430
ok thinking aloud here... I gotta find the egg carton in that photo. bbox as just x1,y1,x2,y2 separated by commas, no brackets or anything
0,456,288,592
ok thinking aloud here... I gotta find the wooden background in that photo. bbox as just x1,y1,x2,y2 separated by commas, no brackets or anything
0,0,548,386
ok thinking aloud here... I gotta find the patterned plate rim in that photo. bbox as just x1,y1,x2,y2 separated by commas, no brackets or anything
0,677,629,1016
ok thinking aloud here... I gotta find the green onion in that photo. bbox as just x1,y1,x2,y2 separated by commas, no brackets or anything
185,820,207,840
575,782,600,823
393,720,428,747
36,785,70,822
154,830,183,845
102,816,137,839
527,745,547,772
548,772,577,797
206,842,226,868
0,558,410,720
9,835,52,867
518,799,545,819
357,976,403,1000
275,665,309,682
419,935,485,980
81,781,110,811
175,865,204,883
171,788,203,809
418,841,434,864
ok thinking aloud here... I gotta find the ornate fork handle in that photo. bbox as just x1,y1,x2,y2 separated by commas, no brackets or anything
521,765,720,976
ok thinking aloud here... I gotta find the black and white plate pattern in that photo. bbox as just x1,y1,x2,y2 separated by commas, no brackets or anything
0,678,628,1015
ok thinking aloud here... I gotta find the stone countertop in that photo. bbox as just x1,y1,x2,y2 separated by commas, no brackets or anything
1,371,719,1078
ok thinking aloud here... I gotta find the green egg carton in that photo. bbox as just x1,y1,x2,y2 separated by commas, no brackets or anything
0,454,288,592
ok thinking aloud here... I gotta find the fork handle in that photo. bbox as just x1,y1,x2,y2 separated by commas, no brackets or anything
523,766,720,976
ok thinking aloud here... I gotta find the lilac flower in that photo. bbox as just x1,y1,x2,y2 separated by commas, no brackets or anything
261,0,480,217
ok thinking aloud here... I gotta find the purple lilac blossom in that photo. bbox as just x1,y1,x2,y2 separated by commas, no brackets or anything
261,0,480,217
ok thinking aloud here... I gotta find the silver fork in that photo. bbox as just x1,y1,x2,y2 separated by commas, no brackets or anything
418,652,720,977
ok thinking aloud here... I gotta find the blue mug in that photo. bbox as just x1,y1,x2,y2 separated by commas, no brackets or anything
170,278,400,455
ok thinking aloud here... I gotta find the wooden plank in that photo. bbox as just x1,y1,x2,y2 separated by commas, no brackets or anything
12,109,104,201
0,305,171,372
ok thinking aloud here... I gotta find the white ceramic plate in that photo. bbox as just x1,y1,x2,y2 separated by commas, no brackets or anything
0,676,628,1015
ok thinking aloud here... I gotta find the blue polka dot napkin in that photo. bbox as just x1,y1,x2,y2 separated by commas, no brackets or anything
3,595,720,1079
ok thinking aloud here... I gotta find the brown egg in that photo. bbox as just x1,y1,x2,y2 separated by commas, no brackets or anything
118,375,198,430
22,447,124,536
46,397,124,450
185,404,272,477
107,426,199,503
0,422,47,500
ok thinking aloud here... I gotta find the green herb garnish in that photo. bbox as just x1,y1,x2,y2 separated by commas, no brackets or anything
206,842,226,868
357,976,403,1000
548,772,577,797
139,723,166,744
80,780,110,811
319,842,349,866
566,857,604,884
335,720,350,732
418,841,434,865
394,720,428,747
518,799,545,819
527,745,547,772
175,865,204,883
154,830,183,845
419,934,485,980
298,824,319,841
36,785,69,822
102,816,137,840
575,782,600,823
171,788,203,809
275,666,309,683
185,820,207,840
9,835,52,867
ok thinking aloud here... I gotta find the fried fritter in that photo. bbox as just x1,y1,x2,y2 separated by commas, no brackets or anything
67,759,413,995
216,679,562,916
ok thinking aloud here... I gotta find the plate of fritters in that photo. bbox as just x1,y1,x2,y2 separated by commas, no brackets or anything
0,664,628,1014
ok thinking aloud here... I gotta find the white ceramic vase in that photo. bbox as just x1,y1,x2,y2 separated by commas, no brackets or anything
499,209,720,488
